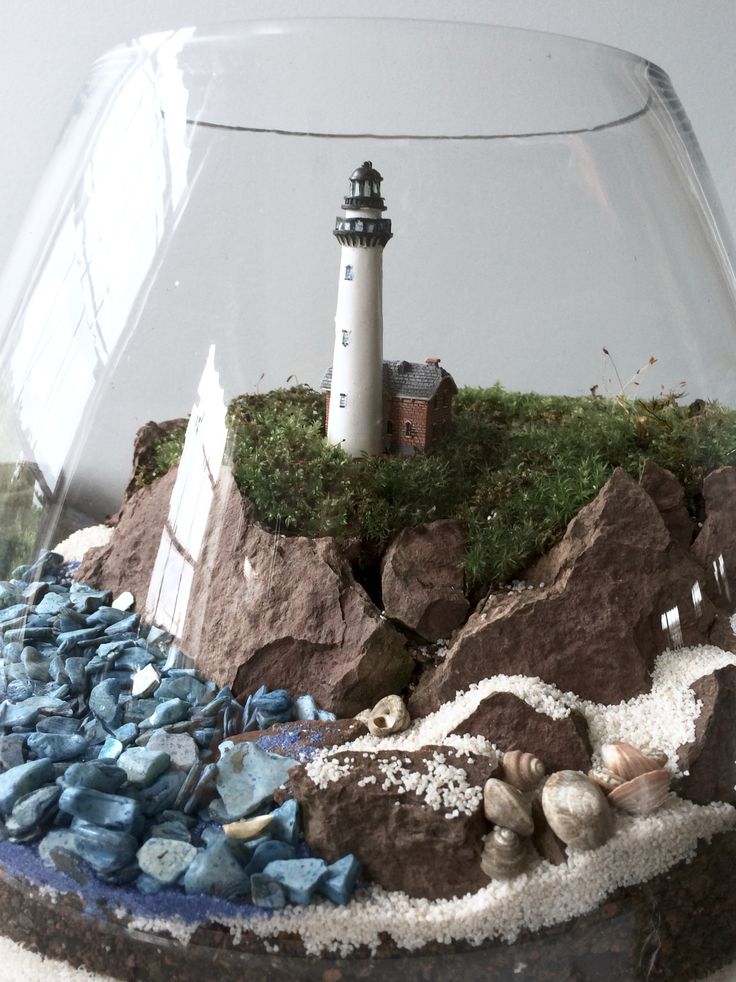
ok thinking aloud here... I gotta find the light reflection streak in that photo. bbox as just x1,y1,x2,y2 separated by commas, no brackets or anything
145,345,227,636
1,29,194,493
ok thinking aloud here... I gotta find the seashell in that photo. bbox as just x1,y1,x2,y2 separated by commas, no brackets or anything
223,814,273,839
480,826,534,880
587,767,624,794
607,768,671,816
367,695,410,737
483,778,534,836
639,746,669,770
541,770,614,851
501,750,546,791
600,742,662,782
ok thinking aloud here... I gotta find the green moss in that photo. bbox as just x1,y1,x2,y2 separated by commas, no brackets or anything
133,384,736,593
133,426,187,488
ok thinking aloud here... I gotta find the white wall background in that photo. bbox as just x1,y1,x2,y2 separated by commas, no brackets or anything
1,0,735,282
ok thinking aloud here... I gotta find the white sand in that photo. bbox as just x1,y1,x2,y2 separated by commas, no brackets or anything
54,525,113,562
0,936,115,981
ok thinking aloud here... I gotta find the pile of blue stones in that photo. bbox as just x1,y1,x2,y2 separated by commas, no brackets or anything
0,550,361,910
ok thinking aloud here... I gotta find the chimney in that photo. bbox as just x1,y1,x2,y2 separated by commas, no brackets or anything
425,356,441,366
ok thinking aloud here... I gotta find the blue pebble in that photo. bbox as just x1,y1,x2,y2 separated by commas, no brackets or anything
69,583,112,614
97,737,124,760
88,678,122,726
113,722,138,746
58,786,142,833
26,733,88,762
139,698,190,729
72,820,140,875
261,858,328,905
0,734,26,770
114,647,153,672
243,839,296,876
34,592,69,616
182,839,249,899
6,784,61,839
103,613,140,636
294,694,319,721
135,770,185,817
61,760,127,793
0,604,30,625
154,675,207,706
215,742,298,819
57,627,104,654
251,689,294,730
36,716,81,735
118,748,171,788
250,873,286,908
0,758,56,816
268,798,300,845
86,607,130,628
319,854,362,905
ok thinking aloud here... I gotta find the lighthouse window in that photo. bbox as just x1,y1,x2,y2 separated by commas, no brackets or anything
341,330,351,347
344,265,353,280
355,220,364,232
339,393,347,408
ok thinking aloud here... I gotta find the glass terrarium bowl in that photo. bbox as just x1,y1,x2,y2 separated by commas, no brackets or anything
0,18,735,982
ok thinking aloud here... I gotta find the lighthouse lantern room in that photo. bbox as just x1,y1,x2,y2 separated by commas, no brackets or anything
326,161,392,457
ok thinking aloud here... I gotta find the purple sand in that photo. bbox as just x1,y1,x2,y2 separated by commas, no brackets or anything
0,839,271,929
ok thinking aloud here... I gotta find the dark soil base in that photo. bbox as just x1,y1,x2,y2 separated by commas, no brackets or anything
1,831,735,982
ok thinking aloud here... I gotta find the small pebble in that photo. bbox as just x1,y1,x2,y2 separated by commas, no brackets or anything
117,748,171,788
137,836,198,885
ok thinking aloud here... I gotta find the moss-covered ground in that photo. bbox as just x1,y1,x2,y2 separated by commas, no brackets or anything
134,385,736,593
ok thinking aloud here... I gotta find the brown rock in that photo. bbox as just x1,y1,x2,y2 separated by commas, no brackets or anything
708,613,736,654
639,459,695,549
410,469,714,714
676,664,736,805
449,691,592,773
381,519,469,642
280,746,497,900
691,466,736,609
77,466,413,718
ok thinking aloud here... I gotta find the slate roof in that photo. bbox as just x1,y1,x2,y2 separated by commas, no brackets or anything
320,360,457,401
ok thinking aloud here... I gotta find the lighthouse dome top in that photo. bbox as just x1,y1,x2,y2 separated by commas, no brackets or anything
350,161,383,183
342,160,388,213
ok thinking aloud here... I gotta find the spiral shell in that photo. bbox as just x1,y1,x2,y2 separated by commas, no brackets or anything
541,770,614,851
501,750,546,791
600,742,662,782
483,778,534,836
480,827,534,880
607,768,671,815
366,695,410,737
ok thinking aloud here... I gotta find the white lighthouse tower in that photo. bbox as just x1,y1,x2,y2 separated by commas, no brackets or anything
327,161,392,456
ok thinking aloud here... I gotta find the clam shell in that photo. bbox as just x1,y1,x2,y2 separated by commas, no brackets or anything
600,742,662,781
501,750,546,791
541,770,614,851
607,768,671,815
483,778,534,836
367,695,410,737
587,767,624,794
480,826,534,880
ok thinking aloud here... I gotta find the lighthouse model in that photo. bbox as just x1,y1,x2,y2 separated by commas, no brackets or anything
326,162,393,456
